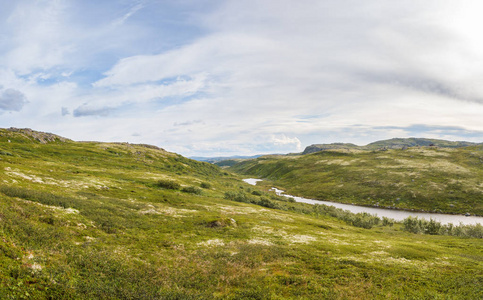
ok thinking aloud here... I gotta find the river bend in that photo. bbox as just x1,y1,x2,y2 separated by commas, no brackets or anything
243,178,482,225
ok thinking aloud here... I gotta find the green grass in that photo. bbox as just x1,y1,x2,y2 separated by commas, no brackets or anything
0,129,482,299
230,146,483,215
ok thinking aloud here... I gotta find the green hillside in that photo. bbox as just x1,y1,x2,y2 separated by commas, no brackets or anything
365,138,477,150
0,129,482,299
302,138,477,154
230,146,483,215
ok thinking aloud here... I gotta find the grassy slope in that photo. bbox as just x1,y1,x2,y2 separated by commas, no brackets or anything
302,138,477,154
365,138,476,149
0,131,481,299
230,147,483,215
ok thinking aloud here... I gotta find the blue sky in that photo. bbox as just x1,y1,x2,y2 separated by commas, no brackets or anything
1,0,483,156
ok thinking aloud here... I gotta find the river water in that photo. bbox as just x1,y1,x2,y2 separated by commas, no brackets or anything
243,178,482,225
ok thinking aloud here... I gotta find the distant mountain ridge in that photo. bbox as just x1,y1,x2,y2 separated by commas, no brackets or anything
190,155,263,164
302,138,479,154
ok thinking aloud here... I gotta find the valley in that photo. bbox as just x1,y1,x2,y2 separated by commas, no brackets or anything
0,129,481,299
229,143,483,216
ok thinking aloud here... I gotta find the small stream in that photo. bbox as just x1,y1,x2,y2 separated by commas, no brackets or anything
243,178,482,225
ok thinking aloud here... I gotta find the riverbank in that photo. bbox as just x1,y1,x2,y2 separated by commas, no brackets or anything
231,147,483,215
244,178,483,225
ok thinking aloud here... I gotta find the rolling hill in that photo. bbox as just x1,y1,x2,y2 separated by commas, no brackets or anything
0,128,482,299
230,141,483,216
302,138,478,154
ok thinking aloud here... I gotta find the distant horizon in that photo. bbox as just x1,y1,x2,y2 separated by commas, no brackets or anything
2,1,483,157
3,127,480,158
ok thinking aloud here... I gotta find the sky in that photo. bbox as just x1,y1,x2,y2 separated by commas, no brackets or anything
1,0,483,157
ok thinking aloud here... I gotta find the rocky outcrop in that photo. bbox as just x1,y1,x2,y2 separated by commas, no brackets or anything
4,128,71,144
302,143,359,155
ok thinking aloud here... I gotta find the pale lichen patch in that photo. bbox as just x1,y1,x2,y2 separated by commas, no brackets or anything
372,241,391,248
263,213,294,222
6,170,45,183
138,208,161,215
206,205,269,215
407,148,452,157
197,239,225,247
4,167,113,189
64,208,79,214
138,205,197,217
319,159,359,166
251,225,287,236
247,239,273,246
369,251,388,256
336,252,453,268
77,223,87,229
287,234,317,244
324,238,351,246
429,161,469,173
30,263,43,271
16,199,80,214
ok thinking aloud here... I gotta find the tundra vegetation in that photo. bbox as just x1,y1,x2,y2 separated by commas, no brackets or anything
229,145,483,215
0,129,482,299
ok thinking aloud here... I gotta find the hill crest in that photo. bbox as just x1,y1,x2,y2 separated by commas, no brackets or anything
0,127,71,144
302,137,478,154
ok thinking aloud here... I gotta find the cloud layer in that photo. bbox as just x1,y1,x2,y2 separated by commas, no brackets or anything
1,0,483,156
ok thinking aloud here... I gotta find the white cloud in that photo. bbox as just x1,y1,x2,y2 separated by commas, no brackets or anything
268,134,302,151
2,1,483,156
111,3,144,27
2,0,71,74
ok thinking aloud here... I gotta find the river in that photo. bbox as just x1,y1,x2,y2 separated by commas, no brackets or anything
243,178,482,225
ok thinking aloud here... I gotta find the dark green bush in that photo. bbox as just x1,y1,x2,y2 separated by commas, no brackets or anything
0,185,74,208
200,182,211,189
312,204,384,229
224,191,250,202
155,179,180,190
181,186,202,195
382,217,394,227
256,197,280,209
403,216,483,238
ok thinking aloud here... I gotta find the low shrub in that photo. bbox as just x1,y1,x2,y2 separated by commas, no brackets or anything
0,185,74,208
200,182,211,189
224,190,387,229
382,217,394,227
403,216,483,238
155,179,180,190
181,186,202,195
312,204,385,229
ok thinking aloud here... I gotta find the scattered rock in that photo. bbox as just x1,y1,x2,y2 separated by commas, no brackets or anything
6,127,71,144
